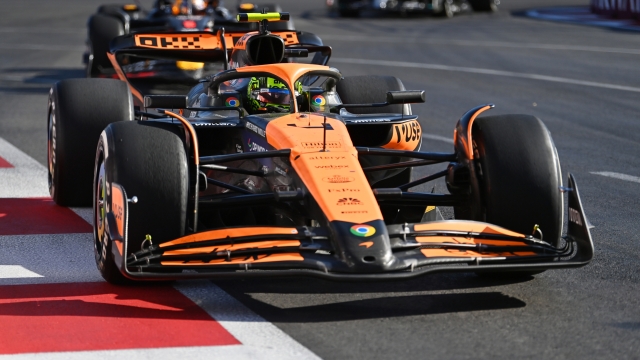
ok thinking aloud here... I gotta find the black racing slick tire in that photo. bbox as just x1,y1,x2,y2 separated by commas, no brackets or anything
48,79,134,206
455,114,563,278
336,75,411,115
468,115,563,246
87,14,124,77
94,121,189,284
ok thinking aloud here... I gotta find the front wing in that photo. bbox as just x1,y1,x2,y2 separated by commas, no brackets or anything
107,174,593,281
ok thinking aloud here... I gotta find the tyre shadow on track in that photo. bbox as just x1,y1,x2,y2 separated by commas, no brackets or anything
216,271,534,295
0,68,85,93
0,282,213,321
214,273,531,321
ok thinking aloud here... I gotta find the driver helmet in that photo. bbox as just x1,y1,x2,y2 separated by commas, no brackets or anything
172,0,209,15
247,77,302,113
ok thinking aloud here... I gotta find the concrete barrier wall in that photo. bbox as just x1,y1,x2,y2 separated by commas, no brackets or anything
591,0,640,18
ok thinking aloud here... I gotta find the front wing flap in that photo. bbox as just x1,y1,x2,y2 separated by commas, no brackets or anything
108,174,593,281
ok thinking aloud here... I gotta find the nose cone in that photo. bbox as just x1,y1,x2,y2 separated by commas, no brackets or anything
330,220,397,272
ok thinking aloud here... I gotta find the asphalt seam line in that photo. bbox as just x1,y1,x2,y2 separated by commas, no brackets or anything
321,34,640,55
331,57,640,93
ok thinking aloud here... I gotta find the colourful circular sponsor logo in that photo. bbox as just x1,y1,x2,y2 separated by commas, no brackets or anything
350,224,376,237
312,95,326,106
225,97,240,107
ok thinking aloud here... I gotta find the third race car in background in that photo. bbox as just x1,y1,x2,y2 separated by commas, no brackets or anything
85,0,295,77
327,0,499,18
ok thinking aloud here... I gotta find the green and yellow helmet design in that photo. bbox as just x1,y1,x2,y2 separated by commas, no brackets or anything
247,77,302,113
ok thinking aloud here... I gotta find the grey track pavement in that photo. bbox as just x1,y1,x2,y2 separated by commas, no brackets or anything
0,0,639,358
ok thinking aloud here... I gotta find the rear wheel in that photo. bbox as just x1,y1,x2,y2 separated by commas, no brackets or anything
456,115,563,276
94,121,189,284
336,75,411,115
87,14,124,77
48,79,134,206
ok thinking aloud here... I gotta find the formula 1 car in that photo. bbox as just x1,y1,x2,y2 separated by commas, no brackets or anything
49,14,593,283
85,0,294,77
327,0,498,18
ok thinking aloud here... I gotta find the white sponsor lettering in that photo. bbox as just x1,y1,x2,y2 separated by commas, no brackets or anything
349,119,391,123
569,207,583,226
246,122,266,137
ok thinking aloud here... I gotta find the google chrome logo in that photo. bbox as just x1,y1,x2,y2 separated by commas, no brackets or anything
312,95,326,106
225,97,240,107
350,224,376,237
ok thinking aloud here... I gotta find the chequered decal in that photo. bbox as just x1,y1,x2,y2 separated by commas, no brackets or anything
135,34,227,50
276,32,298,45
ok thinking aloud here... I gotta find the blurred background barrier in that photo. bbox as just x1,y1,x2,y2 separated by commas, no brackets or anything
591,0,640,19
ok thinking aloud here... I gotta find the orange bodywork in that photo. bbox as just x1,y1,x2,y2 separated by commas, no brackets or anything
266,112,384,224
382,119,422,150
160,226,299,247
161,252,303,265
421,249,536,258
455,105,492,160
414,221,525,238
415,221,535,258
135,33,233,50
163,110,200,164
163,240,301,255
133,31,298,51
111,185,126,238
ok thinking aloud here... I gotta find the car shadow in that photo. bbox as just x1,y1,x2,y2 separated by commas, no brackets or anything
218,287,525,323
0,282,211,321
0,68,85,94
213,272,530,322
215,271,534,295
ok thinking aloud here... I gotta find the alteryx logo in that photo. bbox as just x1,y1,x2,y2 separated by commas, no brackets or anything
247,138,266,152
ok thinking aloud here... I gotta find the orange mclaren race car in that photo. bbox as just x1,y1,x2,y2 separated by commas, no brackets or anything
48,14,592,283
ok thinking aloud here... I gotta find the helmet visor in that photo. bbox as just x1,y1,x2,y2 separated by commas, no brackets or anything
254,88,291,106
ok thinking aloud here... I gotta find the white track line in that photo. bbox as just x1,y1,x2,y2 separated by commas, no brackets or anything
0,44,84,52
422,133,453,144
321,34,640,55
176,280,320,360
590,171,640,184
0,136,319,358
0,266,43,279
0,345,307,360
331,57,640,93
0,283,319,360
0,137,49,198
0,27,83,34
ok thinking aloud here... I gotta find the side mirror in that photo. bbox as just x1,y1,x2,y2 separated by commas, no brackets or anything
386,90,425,104
144,95,187,109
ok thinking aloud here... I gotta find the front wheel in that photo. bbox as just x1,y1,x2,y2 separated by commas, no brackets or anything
455,115,563,276
94,121,189,284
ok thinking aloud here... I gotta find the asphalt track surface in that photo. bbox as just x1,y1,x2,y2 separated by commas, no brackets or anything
1,0,640,359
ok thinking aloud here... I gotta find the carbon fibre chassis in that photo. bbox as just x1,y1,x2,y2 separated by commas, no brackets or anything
107,172,593,281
